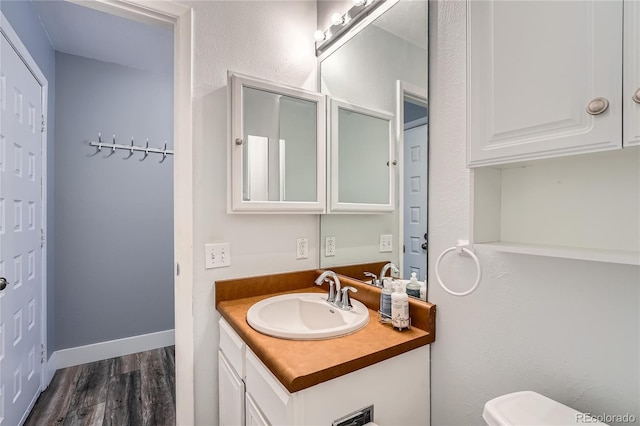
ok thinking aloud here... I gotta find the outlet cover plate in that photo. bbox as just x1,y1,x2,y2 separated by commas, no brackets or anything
325,236,336,257
297,237,308,259
205,243,231,269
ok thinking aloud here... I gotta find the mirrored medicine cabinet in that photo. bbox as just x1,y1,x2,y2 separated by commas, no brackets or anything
229,72,396,214
229,73,327,213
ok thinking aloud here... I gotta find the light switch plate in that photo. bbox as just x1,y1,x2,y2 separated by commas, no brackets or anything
379,235,393,253
205,243,231,269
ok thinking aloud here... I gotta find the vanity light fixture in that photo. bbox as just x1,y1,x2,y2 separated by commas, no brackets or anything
331,12,345,26
314,30,327,42
315,0,386,56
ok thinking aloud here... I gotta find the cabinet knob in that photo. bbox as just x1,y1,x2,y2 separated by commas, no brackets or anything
586,97,609,115
633,88,640,104
234,138,243,146
0,277,8,291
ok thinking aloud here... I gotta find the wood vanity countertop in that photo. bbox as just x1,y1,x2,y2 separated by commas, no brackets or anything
216,269,436,393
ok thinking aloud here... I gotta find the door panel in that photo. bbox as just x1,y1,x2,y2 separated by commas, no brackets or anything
0,32,43,426
403,124,428,281
218,351,245,426
468,0,623,166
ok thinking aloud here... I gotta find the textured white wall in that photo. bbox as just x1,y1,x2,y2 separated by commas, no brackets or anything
429,2,640,425
177,1,318,423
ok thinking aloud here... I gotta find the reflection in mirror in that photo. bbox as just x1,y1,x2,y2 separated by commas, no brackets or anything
242,88,318,202
331,99,394,210
319,0,428,299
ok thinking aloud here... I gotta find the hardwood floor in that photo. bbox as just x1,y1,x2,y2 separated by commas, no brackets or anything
25,346,175,426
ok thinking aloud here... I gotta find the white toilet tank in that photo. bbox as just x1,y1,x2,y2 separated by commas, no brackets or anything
483,391,608,426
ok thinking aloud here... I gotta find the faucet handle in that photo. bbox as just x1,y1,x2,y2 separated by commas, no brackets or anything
363,272,381,287
340,286,357,310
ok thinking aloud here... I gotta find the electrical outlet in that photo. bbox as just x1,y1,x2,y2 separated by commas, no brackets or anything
379,234,393,253
325,236,336,257
296,238,308,259
205,243,231,269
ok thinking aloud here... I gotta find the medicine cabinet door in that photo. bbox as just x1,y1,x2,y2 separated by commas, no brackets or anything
229,73,326,213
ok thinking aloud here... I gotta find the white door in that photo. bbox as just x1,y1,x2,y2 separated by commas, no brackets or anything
468,0,623,166
403,124,428,281
0,30,44,426
624,0,640,147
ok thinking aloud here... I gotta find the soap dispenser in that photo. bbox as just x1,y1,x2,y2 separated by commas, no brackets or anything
406,272,421,298
391,282,410,330
380,279,393,319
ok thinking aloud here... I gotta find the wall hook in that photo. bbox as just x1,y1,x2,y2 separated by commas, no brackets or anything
124,137,135,159
159,142,168,163
140,139,150,161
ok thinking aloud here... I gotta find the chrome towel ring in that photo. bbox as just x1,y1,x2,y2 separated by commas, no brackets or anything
435,240,482,297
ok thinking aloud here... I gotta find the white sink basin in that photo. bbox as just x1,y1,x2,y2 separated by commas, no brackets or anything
246,292,370,340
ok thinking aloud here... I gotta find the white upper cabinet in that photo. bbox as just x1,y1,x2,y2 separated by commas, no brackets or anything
229,73,327,213
467,1,624,167
624,0,640,147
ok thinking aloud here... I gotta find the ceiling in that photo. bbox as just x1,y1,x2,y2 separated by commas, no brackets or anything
31,0,173,75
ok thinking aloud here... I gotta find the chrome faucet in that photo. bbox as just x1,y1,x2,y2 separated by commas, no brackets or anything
363,272,382,287
315,270,342,305
380,262,399,284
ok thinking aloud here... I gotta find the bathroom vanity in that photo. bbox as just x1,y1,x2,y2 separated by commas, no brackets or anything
216,270,436,426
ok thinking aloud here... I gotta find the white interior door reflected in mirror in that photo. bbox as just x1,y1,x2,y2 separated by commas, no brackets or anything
230,72,326,213
329,99,395,213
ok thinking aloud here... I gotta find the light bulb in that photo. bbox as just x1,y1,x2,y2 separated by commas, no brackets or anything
353,0,365,6
314,30,326,42
331,12,344,26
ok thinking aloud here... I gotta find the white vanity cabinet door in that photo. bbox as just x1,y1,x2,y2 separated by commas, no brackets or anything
467,1,623,167
246,394,270,426
624,0,640,147
219,351,245,426
245,349,293,425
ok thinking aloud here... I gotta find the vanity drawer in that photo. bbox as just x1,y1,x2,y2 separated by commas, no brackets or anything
245,348,292,426
219,318,246,378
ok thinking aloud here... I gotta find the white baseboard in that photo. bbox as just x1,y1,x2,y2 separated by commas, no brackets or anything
45,351,58,387
53,329,175,370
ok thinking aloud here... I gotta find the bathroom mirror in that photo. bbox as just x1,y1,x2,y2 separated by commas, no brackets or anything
329,98,395,212
229,73,326,213
319,0,428,296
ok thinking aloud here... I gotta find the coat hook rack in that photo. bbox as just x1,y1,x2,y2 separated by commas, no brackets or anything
89,133,173,161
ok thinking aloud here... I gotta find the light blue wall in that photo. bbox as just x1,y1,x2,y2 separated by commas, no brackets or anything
1,0,57,357
54,52,174,349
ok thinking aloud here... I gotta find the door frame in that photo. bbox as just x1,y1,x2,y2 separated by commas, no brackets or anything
396,80,428,276
74,2,194,423
4,1,195,423
0,11,49,397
